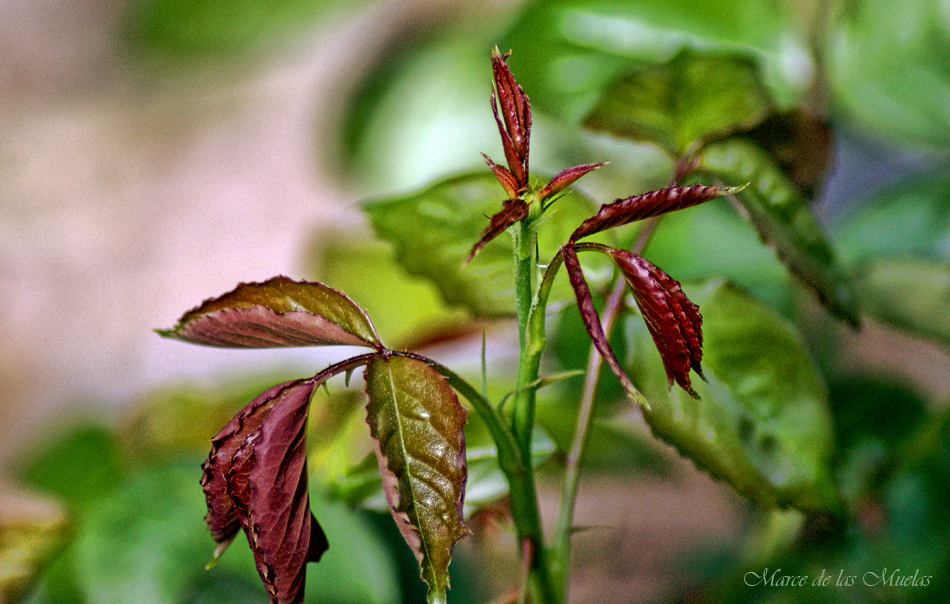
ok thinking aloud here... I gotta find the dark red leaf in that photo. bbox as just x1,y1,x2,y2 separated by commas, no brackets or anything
158,276,381,349
538,163,606,201
201,379,328,604
466,198,529,263
570,183,742,242
481,153,520,198
609,249,704,397
562,245,645,405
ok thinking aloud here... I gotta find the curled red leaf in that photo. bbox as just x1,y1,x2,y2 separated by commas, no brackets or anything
608,248,704,397
562,245,645,405
201,379,328,604
466,198,529,263
538,163,606,201
570,183,742,242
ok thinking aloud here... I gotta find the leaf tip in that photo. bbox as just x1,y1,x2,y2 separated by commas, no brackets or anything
722,182,750,196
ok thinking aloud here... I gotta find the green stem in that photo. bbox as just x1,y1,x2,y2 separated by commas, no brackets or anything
508,216,561,604
549,216,664,599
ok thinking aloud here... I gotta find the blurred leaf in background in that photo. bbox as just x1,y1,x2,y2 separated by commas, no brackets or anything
125,0,367,58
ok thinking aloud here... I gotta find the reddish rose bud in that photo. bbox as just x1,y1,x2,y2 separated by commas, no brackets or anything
489,47,531,191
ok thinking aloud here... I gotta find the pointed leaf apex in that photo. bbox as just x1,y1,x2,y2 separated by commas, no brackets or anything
571,183,737,242
539,162,606,200
467,198,529,263
721,182,749,195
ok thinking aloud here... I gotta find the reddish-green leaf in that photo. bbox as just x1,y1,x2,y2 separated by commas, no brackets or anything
201,379,328,604
609,248,703,397
563,245,646,406
467,198,529,263
571,183,741,242
538,162,606,201
158,276,381,349
363,354,469,602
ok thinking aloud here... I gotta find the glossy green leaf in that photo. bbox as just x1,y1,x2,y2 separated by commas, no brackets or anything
700,139,859,325
828,0,950,145
158,276,381,349
584,50,772,156
363,172,604,317
834,172,950,265
853,259,950,350
627,280,840,513
363,354,469,602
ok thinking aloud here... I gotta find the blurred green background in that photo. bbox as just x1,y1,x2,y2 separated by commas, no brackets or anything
3,0,950,602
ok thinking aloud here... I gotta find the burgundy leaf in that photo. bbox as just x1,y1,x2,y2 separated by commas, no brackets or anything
481,153,520,198
158,276,381,349
201,379,328,604
490,47,531,189
538,163,606,201
609,248,704,397
562,245,645,405
570,183,742,242
466,198,529,263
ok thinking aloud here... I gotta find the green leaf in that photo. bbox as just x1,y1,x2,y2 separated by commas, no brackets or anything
584,49,772,156
853,259,950,350
364,172,605,317
828,0,950,145
627,280,841,513
699,139,859,325
16,425,127,512
363,354,469,602
0,489,70,603
834,172,950,265
126,0,365,58
308,235,470,348
500,0,798,123
158,276,381,349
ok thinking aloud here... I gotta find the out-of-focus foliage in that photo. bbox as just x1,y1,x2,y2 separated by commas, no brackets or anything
125,0,366,58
